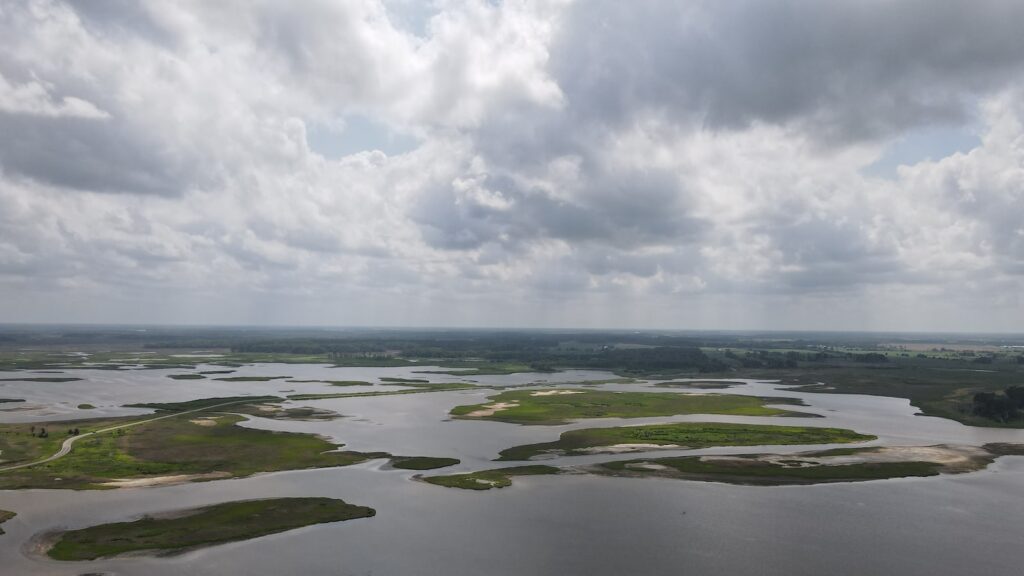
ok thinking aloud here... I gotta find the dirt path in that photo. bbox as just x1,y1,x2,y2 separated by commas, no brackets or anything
0,399,260,472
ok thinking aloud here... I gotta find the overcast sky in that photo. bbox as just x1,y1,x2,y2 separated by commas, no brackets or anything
1,0,1022,332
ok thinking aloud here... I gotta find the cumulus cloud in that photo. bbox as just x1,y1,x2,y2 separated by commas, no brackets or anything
0,0,1022,330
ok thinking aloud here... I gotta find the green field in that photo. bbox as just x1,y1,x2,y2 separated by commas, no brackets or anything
450,389,809,425
422,465,559,490
390,456,460,470
496,422,875,460
0,413,383,490
47,498,374,560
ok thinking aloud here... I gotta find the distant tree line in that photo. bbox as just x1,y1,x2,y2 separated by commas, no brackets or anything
973,386,1024,422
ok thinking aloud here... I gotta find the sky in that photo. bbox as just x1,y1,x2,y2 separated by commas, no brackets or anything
0,0,1022,332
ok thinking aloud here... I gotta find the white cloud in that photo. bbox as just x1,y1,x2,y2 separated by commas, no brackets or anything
0,0,1022,330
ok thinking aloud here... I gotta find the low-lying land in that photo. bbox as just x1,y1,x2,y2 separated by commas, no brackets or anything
0,407,383,489
287,383,478,401
422,465,559,490
0,509,14,535
496,422,875,461
390,456,460,470
0,398,24,404
451,389,809,425
125,396,283,411
213,376,291,382
228,403,341,421
589,444,1001,486
77,404,95,410
654,381,740,389
0,377,81,383
167,374,205,380
46,498,375,560
285,380,371,387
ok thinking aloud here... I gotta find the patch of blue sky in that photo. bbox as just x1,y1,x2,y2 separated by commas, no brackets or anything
306,114,421,159
863,122,981,178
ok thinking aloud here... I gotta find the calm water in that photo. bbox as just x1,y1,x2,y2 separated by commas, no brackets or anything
2,364,1023,575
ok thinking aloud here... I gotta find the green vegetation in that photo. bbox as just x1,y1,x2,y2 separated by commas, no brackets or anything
422,465,559,490
199,370,235,375
3,327,1022,428
594,454,944,485
213,376,291,382
0,509,14,535
496,422,875,460
287,383,478,401
77,403,96,410
286,380,371,387
0,398,24,404
390,456,460,470
654,380,740,389
0,412,383,490
0,377,81,382
380,377,430,383
167,374,205,380
47,498,375,560
416,362,545,375
451,389,808,425
124,396,283,411
228,403,340,421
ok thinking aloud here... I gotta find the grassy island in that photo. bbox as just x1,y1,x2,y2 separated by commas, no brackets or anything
589,444,1001,486
496,422,875,460
422,465,559,490
47,498,375,560
0,509,14,535
451,389,808,425
0,377,81,383
390,456,460,470
167,374,205,380
213,376,291,382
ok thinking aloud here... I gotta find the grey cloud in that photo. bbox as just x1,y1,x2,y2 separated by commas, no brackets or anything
551,0,1024,142
0,112,193,195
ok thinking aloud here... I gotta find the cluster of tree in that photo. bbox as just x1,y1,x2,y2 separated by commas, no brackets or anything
973,386,1024,422
29,425,47,438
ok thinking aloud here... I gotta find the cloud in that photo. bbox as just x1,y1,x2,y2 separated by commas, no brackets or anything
0,0,1022,330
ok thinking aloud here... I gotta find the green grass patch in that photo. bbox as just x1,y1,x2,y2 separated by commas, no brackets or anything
379,377,430,383
0,509,14,535
167,374,205,380
422,465,559,490
213,376,291,382
0,398,24,404
0,377,81,382
47,498,374,560
77,404,96,410
451,389,808,425
390,456,460,470
497,422,874,460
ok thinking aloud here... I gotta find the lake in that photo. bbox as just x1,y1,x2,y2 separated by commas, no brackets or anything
2,364,1023,575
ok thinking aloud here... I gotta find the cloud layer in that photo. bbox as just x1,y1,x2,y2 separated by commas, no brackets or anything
1,0,1022,331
